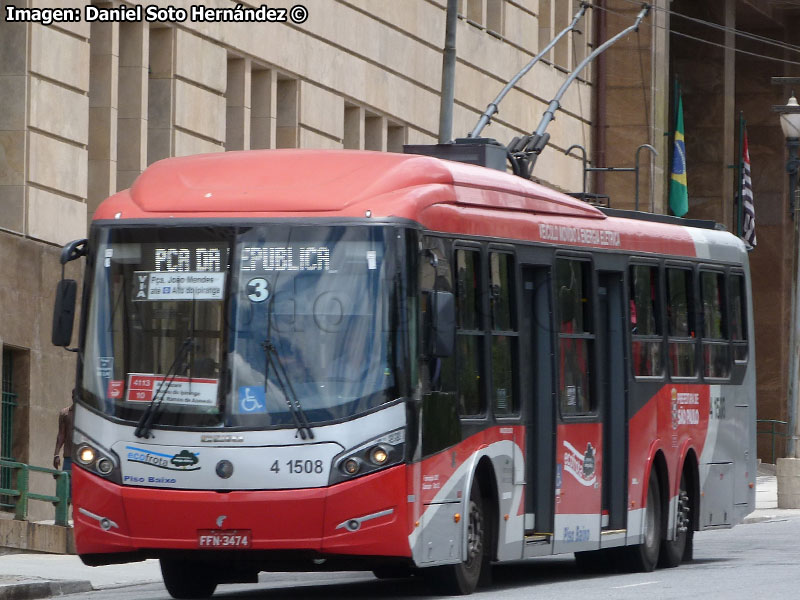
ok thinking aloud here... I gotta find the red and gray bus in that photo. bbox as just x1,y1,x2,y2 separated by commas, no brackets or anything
52,149,755,598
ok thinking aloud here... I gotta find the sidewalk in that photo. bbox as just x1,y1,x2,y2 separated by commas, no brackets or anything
742,461,800,523
0,554,161,599
1,464,799,599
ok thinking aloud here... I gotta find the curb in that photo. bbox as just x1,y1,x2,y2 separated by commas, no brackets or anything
743,515,774,524
0,579,92,600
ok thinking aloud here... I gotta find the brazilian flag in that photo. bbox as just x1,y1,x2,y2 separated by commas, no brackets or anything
669,88,688,217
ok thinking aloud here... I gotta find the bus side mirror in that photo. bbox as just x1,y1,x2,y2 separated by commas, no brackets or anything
52,238,87,350
52,279,77,347
430,291,455,357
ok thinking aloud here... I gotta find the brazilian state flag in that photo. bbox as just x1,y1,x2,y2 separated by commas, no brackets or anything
669,90,689,217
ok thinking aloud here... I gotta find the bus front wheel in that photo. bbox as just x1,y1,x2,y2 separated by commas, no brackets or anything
424,482,488,595
160,559,218,599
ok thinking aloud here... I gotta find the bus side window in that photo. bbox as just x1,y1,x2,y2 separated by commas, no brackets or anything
729,273,748,363
666,267,696,378
490,252,518,416
420,239,455,394
555,258,594,415
700,270,730,379
629,264,664,377
455,248,485,416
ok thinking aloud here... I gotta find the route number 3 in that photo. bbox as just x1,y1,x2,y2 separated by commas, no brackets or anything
247,277,269,302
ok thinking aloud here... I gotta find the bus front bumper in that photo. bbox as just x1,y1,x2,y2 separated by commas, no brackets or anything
72,463,411,564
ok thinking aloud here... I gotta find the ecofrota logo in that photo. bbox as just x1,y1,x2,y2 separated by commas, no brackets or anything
125,446,201,471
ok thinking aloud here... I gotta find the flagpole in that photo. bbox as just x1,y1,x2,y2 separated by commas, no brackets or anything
737,113,745,237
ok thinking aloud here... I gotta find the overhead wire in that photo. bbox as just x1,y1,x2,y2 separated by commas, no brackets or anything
638,0,800,55
592,0,800,67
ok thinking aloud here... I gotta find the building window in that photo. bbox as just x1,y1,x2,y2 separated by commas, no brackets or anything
364,112,386,151
466,0,484,25
251,67,276,149
538,0,552,55
629,264,663,377
556,258,593,414
1,349,18,510
276,77,298,149
387,123,406,153
486,0,504,36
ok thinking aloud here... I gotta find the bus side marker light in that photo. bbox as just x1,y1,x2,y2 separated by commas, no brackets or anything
415,521,420,528
749,482,754,489
504,514,509,521
454,513,461,523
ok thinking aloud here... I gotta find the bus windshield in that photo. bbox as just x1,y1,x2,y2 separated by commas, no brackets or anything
79,224,413,429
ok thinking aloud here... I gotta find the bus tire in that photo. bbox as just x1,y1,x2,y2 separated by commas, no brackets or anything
622,469,661,572
424,482,487,595
659,472,692,568
160,559,218,599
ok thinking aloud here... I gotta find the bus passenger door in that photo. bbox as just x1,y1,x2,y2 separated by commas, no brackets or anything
552,257,602,555
598,271,628,537
521,266,555,541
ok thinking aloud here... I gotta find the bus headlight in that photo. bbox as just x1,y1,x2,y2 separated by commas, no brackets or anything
330,428,404,485
71,432,121,483
369,445,389,466
77,445,96,465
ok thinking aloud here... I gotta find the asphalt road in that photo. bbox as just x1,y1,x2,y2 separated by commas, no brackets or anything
65,516,800,600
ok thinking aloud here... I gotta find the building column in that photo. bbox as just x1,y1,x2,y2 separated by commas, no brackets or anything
226,57,251,151
88,18,119,216
0,19,28,234
147,27,175,164
117,21,149,191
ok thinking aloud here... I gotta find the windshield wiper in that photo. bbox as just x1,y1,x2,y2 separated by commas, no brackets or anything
134,336,194,439
262,339,314,440
261,290,314,440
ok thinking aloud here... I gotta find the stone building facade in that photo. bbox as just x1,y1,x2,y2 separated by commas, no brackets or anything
0,0,797,518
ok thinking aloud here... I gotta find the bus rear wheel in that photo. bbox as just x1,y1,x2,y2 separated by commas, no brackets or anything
659,472,693,568
160,559,218,599
424,483,487,595
621,469,661,572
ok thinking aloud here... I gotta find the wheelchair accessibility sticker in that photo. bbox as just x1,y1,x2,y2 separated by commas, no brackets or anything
238,386,267,413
